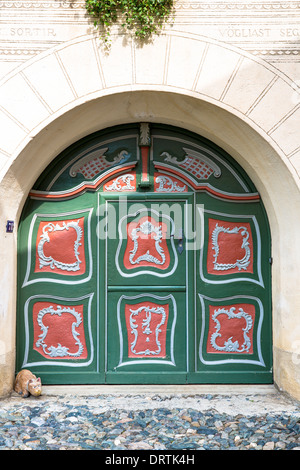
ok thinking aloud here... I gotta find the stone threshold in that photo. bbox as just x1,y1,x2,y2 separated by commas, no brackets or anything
42,384,277,397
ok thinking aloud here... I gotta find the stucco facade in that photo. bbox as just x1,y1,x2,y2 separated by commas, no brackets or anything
0,1,300,399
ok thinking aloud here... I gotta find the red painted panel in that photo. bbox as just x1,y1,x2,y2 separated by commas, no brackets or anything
35,217,86,275
32,301,87,360
123,216,170,270
207,219,253,275
207,303,255,354
124,301,169,358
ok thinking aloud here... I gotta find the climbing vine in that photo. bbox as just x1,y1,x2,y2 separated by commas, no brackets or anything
85,0,174,41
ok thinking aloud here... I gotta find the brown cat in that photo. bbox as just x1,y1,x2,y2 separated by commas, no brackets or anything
14,370,42,398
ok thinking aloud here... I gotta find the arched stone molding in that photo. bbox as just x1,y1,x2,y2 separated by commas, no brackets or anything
0,31,299,181
0,31,300,399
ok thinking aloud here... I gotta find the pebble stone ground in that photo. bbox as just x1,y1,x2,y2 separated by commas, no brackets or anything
0,385,299,451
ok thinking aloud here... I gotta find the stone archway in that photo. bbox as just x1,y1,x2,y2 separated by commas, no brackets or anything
0,32,300,398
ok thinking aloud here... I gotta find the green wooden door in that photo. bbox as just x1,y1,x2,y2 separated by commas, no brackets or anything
103,194,192,383
16,123,272,384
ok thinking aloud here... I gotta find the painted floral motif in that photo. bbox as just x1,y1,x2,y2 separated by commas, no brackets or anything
33,302,87,360
35,218,86,275
125,302,169,358
207,303,255,354
207,219,253,275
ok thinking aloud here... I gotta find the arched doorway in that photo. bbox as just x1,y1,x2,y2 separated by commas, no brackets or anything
16,123,272,384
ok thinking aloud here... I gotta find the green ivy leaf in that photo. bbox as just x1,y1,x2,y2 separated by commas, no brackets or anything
85,0,174,42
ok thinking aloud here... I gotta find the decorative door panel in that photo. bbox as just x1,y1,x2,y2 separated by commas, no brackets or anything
22,209,93,287
103,196,190,287
197,295,265,367
106,292,188,383
17,123,272,385
22,294,94,368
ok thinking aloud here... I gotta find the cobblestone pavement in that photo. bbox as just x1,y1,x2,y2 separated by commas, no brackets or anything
0,385,299,451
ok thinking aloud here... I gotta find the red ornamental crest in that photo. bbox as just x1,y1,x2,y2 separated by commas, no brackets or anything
123,216,170,270
125,302,169,358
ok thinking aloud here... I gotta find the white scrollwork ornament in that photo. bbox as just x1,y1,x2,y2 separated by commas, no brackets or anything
35,305,84,358
129,305,166,356
129,220,166,266
105,174,135,191
210,307,253,353
211,224,251,271
37,220,82,272
155,175,186,192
